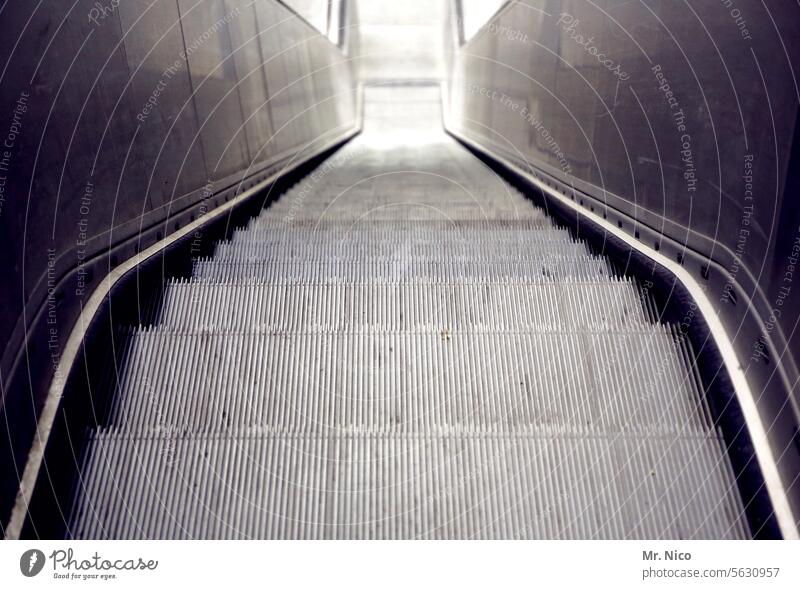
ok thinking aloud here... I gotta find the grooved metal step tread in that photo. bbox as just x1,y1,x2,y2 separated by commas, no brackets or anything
70,433,748,540
156,281,650,330
190,260,615,283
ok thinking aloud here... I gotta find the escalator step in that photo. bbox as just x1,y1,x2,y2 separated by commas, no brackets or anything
68,86,749,539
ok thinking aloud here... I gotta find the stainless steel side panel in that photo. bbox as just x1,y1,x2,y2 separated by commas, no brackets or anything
117,0,208,210
225,0,276,165
177,0,250,179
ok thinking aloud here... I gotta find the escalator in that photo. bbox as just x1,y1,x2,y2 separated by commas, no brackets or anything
67,85,750,539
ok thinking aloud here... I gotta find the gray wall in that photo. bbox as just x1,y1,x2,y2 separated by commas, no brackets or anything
0,0,357,523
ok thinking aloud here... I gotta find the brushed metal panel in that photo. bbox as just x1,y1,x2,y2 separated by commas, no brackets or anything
280,16,314,149
254,0,296,154
177,0,250,179
1,0,143,295
225,0,275,164
118,0,208,210
307,34,344,139
295,27,323,147
307,29,352,135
